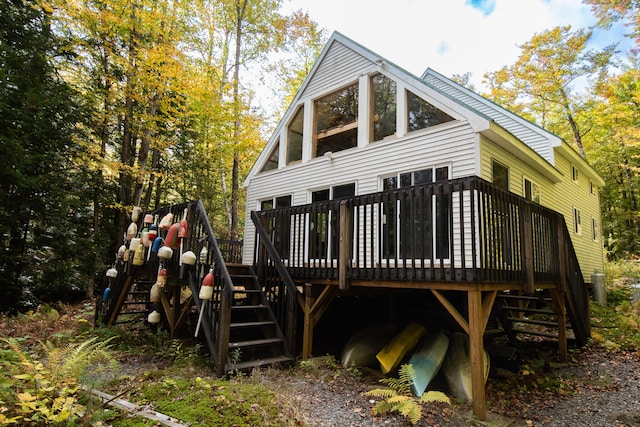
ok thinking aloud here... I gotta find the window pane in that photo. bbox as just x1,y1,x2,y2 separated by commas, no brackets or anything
383,176,397,190
287,106,304,164
312,189,330,202
407,90,454,132
435,167,449,181
261,139,279,172
260,200,273,211
400,173,412,188
414,169,433,185
371,74,397,141
492,161,509,191
315,83,358,156
275,195,291,209
333,183,355,199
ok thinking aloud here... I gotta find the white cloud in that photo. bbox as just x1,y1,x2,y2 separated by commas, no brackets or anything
283,0,629,89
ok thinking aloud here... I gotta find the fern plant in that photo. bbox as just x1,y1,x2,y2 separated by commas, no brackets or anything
364,364,450,425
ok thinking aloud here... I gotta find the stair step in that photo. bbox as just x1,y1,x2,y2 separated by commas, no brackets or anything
229,337,284,349
502,306,555,315
233,288,260,293
119,310,149,315
511,327,576,340
232,304,268,310
506,317,561,327
498,294,552,302
229,355,293,371
230,321,276,328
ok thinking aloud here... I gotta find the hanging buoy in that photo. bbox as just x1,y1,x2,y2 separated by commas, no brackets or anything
131,206,142,223
102,287,111,301
178,208,188,265
181,251,197,266
164,222,180,249
141,227,149,247
159,212,173,230
106,267,118,278
158,245,173,259
151,236,164,253
130,237,141,252
133,243,146,266
195,268,215,337
117,245,126,259
156,268,167,286
144,213,154,225
150,283,162,302
126,222,138,241
148,310,161,324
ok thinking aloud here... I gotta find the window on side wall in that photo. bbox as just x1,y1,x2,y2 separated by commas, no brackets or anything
287,106,304,164
314,83,358,157
573,207,582,234
592,217,599,241
406,90,454,133
492,160,509,192
571,165,579,182
371,73,396,142
524,177,541,204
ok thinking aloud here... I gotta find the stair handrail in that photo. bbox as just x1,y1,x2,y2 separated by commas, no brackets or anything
190,200,239,376
250,210,299,351
558,216,590,346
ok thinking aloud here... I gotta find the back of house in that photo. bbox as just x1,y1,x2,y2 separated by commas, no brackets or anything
242,32,604,282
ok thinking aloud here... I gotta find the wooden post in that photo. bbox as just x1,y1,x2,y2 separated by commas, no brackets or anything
302,283,314,359
519,202,534,295
468,289,486,421
550,288,568,362
339,200,351,290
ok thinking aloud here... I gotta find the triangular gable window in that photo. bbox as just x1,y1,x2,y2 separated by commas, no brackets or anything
407,90,454,132
261,139,279,172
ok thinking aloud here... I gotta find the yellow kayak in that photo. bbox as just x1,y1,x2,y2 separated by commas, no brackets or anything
376,322,426,375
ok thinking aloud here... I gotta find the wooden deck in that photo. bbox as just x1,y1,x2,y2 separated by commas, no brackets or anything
99,176,590,421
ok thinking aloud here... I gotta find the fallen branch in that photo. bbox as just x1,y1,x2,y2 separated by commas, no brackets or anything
87,388,190,427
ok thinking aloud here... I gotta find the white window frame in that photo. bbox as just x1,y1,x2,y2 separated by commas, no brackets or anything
573,207,582,235
571,164,579,182
523,177,541,204
591,217,599,241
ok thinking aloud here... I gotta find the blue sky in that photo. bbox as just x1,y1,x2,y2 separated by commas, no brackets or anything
283,0,632,90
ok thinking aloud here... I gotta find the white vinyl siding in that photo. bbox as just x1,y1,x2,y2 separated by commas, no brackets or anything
243,121,477,262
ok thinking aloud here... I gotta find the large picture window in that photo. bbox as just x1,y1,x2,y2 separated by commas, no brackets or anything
371,74,396,142
287,106,304,164
314,84,358,156
407,90,454,132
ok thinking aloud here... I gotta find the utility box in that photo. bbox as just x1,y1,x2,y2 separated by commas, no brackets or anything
591,271,606,306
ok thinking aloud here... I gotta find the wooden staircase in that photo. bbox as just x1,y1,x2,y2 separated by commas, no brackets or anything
213,264,293,373
97,200,294,376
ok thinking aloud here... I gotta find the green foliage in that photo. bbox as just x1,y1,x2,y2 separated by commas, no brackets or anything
0,336,115,425
364,364,450,425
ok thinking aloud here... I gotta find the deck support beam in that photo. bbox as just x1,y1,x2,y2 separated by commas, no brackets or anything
549,288,568,362
301,284,338,359
431,288,496,421
468,289,487,421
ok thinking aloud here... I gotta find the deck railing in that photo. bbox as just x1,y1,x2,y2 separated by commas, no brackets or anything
253,176,565,290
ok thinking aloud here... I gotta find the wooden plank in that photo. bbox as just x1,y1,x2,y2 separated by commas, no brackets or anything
519,202,534,295
550,288,568,362
468,289,487,421
89,388,188,427
481,291,497,332
302,284,314,359
339,200,351,290
431,289,469,334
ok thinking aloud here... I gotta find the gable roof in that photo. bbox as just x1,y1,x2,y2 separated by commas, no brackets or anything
244,32,603,187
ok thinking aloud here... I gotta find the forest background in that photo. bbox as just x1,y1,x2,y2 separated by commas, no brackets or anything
0,0,638,314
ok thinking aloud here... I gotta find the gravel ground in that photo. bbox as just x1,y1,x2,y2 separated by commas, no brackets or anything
249,342,640,427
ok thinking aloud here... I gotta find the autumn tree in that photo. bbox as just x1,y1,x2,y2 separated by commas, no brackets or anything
0,0,95,312
584,0,640,52
589,63,640,257
483,26,615,159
